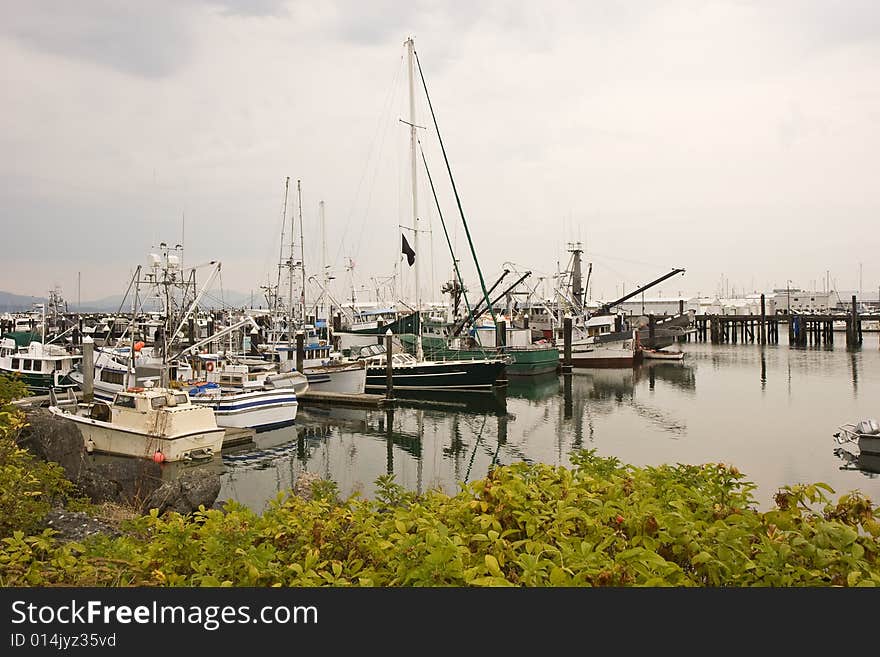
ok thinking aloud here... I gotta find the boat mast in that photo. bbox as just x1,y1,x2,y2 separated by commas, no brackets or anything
320,200,327,318
288,180,296,353
297,179,306,324
406,36,423,360
276,177,290,346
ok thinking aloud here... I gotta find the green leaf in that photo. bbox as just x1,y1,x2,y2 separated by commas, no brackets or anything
485,554,502,577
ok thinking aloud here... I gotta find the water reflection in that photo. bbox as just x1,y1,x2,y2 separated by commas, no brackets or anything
833,447,880,479
206,342,880,511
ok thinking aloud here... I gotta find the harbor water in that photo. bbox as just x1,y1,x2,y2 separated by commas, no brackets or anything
215,339,880,511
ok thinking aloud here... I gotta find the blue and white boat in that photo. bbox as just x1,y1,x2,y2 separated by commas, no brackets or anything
188,363,308,432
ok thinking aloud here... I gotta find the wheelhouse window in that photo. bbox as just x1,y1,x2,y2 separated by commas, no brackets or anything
100,369,125,385
151,396,167,409
114,395,136,409
174,394,188,405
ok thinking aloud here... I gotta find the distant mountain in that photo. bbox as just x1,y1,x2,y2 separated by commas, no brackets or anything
0,289,260,313
0,291,47,312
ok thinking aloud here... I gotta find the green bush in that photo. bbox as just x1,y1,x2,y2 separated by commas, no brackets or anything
1,447,878,586
0,375,72,539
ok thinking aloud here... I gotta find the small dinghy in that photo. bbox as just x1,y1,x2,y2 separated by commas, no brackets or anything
834,418,880,456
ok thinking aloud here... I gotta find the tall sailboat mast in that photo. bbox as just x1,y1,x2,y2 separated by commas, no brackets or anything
406,36,423,360
297,179,306,324
276,176,290,345
288,180,296,352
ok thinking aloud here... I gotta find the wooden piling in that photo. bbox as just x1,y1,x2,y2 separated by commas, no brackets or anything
385,329,394,401
82,337,94,403
296,332,305,373
562,315,572,373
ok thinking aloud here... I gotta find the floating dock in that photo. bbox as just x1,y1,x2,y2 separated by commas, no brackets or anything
222,426,256,449
297,390,387,408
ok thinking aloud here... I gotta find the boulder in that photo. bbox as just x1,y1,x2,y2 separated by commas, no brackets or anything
16,408,87,480
141,468,222,515
42,508,121,542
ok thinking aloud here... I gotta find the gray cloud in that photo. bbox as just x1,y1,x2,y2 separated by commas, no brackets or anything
0,0,288,79
0,1,196,78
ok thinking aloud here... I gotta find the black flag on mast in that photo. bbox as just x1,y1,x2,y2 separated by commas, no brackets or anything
401,234,416,267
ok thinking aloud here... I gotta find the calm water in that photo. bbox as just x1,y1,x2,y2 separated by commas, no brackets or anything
213,337,880,511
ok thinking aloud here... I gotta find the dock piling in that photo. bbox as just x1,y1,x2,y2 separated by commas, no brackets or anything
385,329,395,401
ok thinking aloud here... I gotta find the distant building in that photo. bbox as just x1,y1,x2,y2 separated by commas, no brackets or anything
771,289,835,313
616,297,698,317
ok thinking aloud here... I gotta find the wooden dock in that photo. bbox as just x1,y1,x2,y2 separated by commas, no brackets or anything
297,390,387,408
222,426,256,448
687,293,874,347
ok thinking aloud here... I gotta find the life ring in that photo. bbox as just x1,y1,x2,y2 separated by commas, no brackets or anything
205,361,215,372
127,387,144,392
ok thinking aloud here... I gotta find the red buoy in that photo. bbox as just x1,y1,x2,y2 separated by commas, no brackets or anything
152,450,166,464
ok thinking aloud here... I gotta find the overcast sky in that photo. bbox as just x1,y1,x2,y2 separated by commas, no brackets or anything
2,0,878,306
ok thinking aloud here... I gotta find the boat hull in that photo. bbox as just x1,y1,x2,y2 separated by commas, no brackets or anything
190,388,298,431
365,359,506,392
305,362,367,394
0,370,77,395
51,409,225,462
859,435,880,456
642,349,684,361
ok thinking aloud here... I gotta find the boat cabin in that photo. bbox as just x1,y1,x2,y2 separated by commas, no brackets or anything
356,344,418,367
112,388,192,412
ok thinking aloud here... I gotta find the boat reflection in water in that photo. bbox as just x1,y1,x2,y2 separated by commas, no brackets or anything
506,373,560,402
833,447,880,479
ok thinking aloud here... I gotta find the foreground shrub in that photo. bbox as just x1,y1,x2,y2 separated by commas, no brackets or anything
0,375,71,539
1,450,878,586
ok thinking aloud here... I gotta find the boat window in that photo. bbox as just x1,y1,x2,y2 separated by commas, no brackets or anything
114,395,136,409
151,396,167,410
174,394,188,405
100,369,125,385
11,358,19,369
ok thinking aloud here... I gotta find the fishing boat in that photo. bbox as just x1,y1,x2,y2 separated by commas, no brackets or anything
834,418,880,456
561,315,642,368
356,343,506,392
49,386,225,462
399,319,559,377
188,362,308,431
0,338,79,393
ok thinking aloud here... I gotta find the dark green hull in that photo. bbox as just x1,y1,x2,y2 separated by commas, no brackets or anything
0,369,78,395
400,335,558,376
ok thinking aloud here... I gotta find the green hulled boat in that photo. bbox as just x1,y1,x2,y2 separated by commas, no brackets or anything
0,337,80,394
399,323,559,377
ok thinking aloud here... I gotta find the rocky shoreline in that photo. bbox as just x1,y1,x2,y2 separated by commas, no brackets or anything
16,408,223,541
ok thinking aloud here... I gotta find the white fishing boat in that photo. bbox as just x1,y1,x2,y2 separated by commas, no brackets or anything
49,386,225,462
188,361,309,431
560,315,642,368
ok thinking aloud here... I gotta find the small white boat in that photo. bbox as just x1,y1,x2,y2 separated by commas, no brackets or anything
49,386,225,462
642,348,684,361
834,418,880,456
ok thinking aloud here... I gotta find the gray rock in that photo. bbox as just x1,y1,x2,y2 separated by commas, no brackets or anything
16,408,87,480
141,468,222,515
43,508,121,542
